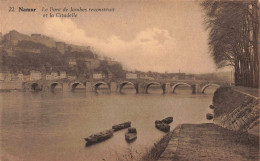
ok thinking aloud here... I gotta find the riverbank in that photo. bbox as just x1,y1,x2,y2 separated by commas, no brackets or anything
156,86,259,160
142,129,175,160
158,123,259,161
213,86,259,136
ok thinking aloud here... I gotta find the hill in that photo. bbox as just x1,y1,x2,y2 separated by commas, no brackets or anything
0,30,125,79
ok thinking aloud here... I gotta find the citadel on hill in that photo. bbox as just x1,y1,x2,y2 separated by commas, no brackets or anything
0,30,125,81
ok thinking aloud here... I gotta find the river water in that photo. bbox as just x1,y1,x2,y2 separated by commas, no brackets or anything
0,87,216,161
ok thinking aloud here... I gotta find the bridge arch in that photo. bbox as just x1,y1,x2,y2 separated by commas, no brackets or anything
145,82,162,94
50,82,63,91
119,81,137,93
172,82,191,93
70,82,86,91
201,84,220,94
93,81,110,93
31,82,41,91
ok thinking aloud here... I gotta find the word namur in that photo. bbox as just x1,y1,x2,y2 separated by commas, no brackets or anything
19,7,36,12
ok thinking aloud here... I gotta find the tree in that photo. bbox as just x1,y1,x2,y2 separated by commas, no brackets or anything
201,0,259,88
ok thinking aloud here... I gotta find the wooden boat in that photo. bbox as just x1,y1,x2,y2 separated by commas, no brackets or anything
84,129,114,146
155,120,170,132
209,105,215,109
206,113,214,120
112,121,131,131
125,127,137,142
161,117,173,124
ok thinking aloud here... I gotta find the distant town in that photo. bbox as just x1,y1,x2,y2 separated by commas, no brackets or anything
0,30,232,83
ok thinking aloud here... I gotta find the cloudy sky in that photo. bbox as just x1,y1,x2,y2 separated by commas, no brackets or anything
0,0,220,73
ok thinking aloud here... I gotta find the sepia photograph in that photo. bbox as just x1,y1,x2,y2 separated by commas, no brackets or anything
0,0,259,160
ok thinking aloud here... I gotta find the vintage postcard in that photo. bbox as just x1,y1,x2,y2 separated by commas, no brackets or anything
0,0,259,161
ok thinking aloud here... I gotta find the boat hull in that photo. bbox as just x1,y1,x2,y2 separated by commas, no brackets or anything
112,121,131,131
161,117,173,124
155,120,170,132
84,129,114,146
125,127,137,142
206,113,213,120
125,133,137,142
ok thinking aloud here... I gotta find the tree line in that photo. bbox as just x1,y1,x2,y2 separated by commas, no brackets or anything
201,0,259,88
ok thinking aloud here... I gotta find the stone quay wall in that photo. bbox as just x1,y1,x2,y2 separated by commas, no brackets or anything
213,86,259,134
0,81,24,90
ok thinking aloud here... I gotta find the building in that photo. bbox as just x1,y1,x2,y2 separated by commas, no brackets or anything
30,71,41,81
68,58,77,67
11,74,16,81
51,72,59,80
59,71,66,79
24,75,30,81
5,73,12,81
46,74,52,80
176,73,186,80
68,75,76,80
31,34,42,38
84,58,100,70
4,48,14,57
139,74,154,80
126,73,138,79
107,60,118,66
108,71,113,79
15,47,41,54
0,72,5,81
171,76,177,80
185,74,195,80
69,44,90,52
45,72,60,80
93,73,105,79
31,33,56,48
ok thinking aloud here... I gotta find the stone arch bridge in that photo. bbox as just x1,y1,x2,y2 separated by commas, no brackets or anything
23,79,226,94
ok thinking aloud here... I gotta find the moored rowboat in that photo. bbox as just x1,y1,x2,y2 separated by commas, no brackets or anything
112,121,131,131
155,120,170,132
84,129,114,146
206,113,214,120
125,127,137,142
161,117,173,124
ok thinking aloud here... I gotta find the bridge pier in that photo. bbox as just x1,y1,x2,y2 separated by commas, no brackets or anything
134,83,139,94
110,82,117,93
191,84,201,94
138,83,145,94
163,83,171,94
196,84,201,94
85,82,92,92
61,83,69,92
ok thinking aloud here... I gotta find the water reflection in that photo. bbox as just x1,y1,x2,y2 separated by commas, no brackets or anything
1,88,216,161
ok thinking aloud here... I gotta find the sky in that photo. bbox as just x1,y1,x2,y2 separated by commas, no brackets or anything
0,0,221,74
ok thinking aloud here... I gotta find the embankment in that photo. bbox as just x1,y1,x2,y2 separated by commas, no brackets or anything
157,86,259,160
0,81,24,91
213,86,259,135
